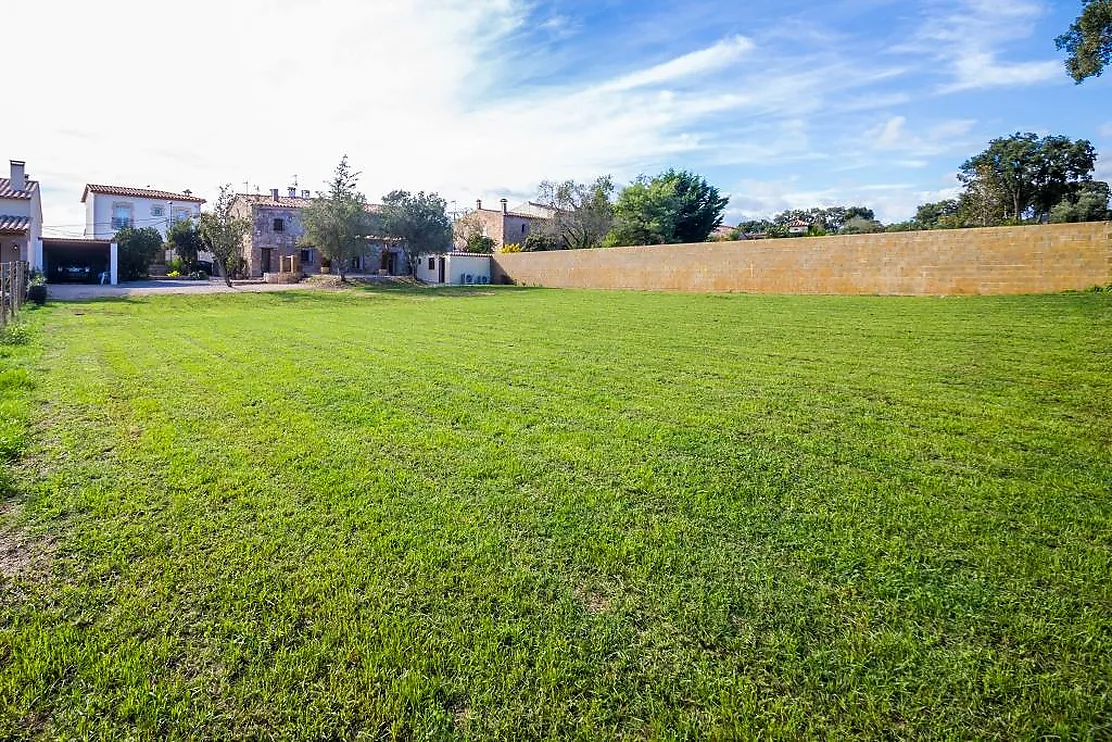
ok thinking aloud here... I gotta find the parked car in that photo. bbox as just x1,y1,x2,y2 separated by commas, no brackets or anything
53,263,93,283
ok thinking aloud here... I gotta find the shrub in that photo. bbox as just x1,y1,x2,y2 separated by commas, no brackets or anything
27,284,46,305
114,226,164,281
522,233,562,252
501,243,523,253
0,323,31,346
166,270,182,278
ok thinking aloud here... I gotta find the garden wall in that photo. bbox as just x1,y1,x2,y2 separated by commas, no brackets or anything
490,222,1112,295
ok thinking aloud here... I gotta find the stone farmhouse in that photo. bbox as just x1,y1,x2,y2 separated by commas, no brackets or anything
465,198,557,251
230,188,405,278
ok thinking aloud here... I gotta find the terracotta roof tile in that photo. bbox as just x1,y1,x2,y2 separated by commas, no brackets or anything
0,215,30,235
0,178,38,200
82,184,205,204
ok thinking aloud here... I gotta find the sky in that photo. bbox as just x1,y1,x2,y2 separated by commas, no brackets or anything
6,0,1108,235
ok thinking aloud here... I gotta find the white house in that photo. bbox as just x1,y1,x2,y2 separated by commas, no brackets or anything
82,184,205,240
0,160,42,265
415,253,493,285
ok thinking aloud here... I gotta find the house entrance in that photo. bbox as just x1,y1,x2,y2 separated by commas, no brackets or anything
380,251,397,275
260,248,273,274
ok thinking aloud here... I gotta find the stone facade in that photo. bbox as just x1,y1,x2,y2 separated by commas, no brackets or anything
467,200,550,251
232,191,405,277
491,222,1112,296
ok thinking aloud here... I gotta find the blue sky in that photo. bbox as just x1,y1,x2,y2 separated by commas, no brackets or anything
6,0,1107,232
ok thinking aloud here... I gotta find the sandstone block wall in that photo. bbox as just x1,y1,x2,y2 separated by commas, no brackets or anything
491,222,1112,295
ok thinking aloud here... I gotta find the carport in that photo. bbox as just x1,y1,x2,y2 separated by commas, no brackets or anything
39,238,117,285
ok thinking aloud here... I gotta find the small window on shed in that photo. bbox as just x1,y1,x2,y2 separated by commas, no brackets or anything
427,257,435,270
273,218,285,232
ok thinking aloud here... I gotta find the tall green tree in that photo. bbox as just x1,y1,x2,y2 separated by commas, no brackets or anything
536,177,615,250
199,185,252,287
165,219,204,267
915,199,961,229
1057,1,1112,83
608,170,729,246
300,156,372,281
1050,181,1111,222
114,226,164,281
959,133,1095,222
379,190,453,275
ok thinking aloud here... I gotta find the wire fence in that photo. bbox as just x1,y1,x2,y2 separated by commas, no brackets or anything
0,261,29,328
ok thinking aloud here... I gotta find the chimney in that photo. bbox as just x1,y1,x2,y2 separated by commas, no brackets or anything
476,199,482,210
9,161,25,191
271,188,280,200
500,198,508,214
288,186,297,198
301,189,310,198
183,189,192,197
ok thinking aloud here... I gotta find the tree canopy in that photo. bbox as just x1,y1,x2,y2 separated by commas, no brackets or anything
608,170,728,246
300,156,372,280
1057,1,1112,83
958,133,1096,223
114,226,164,281
199,185,252,286
535,177,615,250
165,219,204,267
379,190,453,274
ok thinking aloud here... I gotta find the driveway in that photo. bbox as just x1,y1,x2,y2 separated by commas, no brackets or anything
47,280,319,301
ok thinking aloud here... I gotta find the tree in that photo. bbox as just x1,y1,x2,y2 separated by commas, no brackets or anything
1050,181,1112,222
607,170,729,246
535,177,614,250
959,133,1096,222
379,190,453,275
165,219,204,267
199,185,252,287
114,226,164,281
521,232,561,252
838,216,885,235
453,212,496,253
1057,1,1112,83
915,199,961,229
299,156,372,281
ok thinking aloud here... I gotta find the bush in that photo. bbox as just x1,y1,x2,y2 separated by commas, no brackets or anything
166,258,187,274
522,233,562,252
166,270,182,278
0,323,31,346
27,285,46,305
501,243,523,253
114,226,164,281
464,233,496,254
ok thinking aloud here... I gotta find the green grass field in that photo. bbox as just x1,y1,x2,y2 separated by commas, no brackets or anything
0,286,1109,739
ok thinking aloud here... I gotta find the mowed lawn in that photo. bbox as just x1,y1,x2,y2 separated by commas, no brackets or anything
1,286,1110,739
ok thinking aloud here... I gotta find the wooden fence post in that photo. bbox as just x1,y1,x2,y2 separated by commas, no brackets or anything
0,263,9,329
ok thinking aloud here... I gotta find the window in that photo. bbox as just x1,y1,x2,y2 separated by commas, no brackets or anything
273,218,285,232
521,223,528,234
150,206,164,217
111,203,133,230
174,209,190,222
299,248,314,264
427,257,435,270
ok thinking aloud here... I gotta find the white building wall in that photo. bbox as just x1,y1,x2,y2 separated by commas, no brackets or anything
445,254,491,285
86,193,202,239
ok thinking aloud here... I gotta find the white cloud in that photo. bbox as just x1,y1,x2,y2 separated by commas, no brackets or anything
596,35,754,93
900,0,1062,93
866,116,977,155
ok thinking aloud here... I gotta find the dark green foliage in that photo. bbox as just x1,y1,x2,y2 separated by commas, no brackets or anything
959,133,1096,222
379,190,453,273
1050,181,1112,222
535,177,614,249
1057,0,1112,82
521,232,562,252
838,216,885,234
608,170,729,246
463,233,496,254
113,226,163,281
27,285,46,305
165,219,204,267
1,289,1110,738
915,199,962,229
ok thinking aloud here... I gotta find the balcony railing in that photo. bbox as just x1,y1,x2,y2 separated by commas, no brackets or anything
111,217,133,230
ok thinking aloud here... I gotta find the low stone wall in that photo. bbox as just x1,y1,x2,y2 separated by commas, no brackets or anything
263,272,301,284
491,222,1112,295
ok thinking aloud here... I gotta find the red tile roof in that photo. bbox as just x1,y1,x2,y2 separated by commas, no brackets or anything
0,178,38,200
82,184,205,204
236,193,314,209
0,215,30,235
